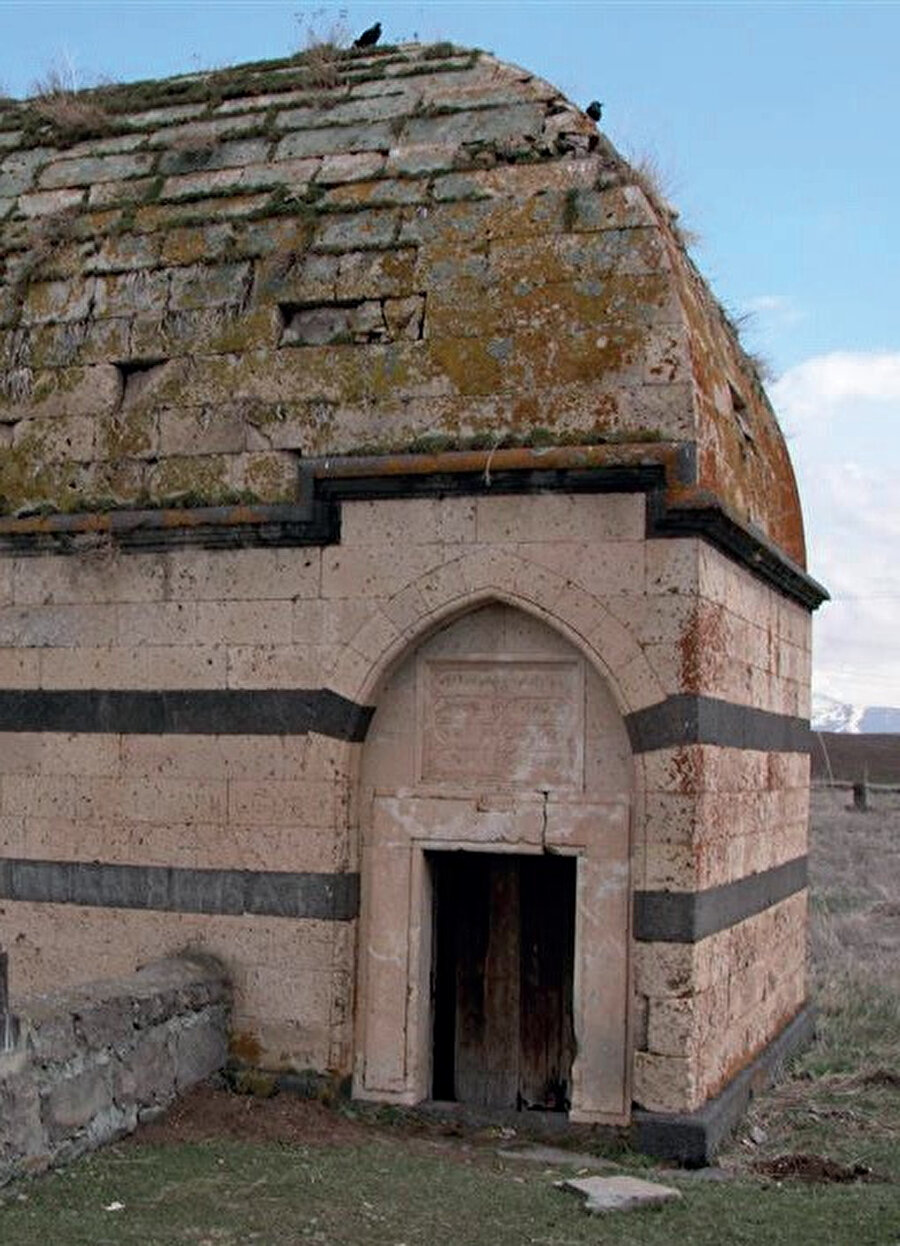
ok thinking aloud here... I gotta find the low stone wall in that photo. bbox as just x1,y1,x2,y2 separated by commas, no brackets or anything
0,955,229,1185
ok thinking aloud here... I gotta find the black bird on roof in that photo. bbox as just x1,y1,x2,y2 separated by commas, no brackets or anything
353,21,382,49
586,100,603,122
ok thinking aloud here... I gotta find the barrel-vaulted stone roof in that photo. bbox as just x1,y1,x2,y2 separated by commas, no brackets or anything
0,41,809,568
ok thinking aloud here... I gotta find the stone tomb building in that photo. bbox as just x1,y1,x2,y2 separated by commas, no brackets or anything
0,43,826,1158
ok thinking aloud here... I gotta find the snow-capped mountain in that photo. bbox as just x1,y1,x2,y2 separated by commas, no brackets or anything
812,693,900,733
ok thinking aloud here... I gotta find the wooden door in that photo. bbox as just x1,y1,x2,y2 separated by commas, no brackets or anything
430,853,576,1111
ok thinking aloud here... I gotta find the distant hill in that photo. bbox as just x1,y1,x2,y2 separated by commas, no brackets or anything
812,693,900,734
811,733,900,785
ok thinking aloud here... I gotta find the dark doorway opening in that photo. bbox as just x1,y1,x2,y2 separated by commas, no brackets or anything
429,851,576,1111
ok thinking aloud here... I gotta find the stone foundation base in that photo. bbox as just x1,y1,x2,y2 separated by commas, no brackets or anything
631,1004,817,1166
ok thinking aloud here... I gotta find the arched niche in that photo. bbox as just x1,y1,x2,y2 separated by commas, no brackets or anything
353,602,634,1124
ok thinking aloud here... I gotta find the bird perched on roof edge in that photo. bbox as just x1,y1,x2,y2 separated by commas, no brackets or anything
586,100,603,122
353,21,382,49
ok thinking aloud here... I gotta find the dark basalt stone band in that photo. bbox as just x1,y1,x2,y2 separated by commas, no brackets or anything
0,462,828,610
625,694,811,754
0,688,373,741
0,858,359,921
0,853,807,941
632,1004,817,1165
633,855,808,943
0,689,807,755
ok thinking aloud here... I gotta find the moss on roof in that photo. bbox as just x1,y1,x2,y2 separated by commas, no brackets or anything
0,43,807,565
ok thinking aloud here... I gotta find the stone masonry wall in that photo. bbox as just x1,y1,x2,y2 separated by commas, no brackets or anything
633,541,810,1111
0,955,228,1184
0,492,811,1109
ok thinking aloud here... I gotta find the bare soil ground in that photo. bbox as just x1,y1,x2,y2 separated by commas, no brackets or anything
134,1087,371,1149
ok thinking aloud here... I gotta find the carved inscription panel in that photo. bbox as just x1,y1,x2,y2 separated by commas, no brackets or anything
419,659,584,789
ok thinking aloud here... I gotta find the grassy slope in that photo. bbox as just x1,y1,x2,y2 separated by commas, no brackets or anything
1,787,898,1245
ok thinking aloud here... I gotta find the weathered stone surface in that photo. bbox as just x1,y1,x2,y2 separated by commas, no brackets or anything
0,1072,44,1160
38,153,156,190
0,957,229,1183
560,1175,682,1214
172,1006,228,1092
275,121,394,160
114,1028,175,1104
317,151,386,184
0,148,53,197
313,209,399,251
44,1065,110,1138
17,187,85,218
403,102,544,147
74,994,136,1050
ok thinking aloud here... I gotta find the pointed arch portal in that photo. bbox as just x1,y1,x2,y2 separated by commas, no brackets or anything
353,603,635,1124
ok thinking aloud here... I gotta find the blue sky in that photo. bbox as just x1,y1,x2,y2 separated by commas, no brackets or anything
1,1,899,707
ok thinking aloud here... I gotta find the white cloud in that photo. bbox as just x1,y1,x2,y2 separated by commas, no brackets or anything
772,350,900,429
744,293,804,324
771,351,900,707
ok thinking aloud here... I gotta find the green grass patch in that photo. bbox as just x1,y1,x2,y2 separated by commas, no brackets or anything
1,1137,899,1246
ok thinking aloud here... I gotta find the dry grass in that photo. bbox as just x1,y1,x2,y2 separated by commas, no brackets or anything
294,7,352,88
805,785,900,1074
720,786,900,1178
626,152,701,250
28,65,113,137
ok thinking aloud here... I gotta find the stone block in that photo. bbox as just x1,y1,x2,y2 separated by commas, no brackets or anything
114,1027,175,1106
227,778,339,829
18,1003,77,1064
2,774,77,820
0,603,118,648
148,115,260,148
322,544,442,600
275,122,394,160
647,996,698,1057
317,151,386,184
226,644,319,690
633,942,695,999
17,187,85,218
12,412,96,461
172,1005,228,1092
89,267,171,320
167,547,321,603
19,280,98,327
158,137,270,177
43,1065,110,1140
117,601,198,647
168,262,252,312
312,209,399,252
38,153,155,190
0,147,52,197
86,231,162,274
633,1050,698,1113
385,143,458,176
74,994,136,1050
195,599,293,646
403,103,544,148
476,493,644,545
560,1175,681,1214
87,175,156,208
0,1072,45,1162
124,102,205,127
0,648,38,688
